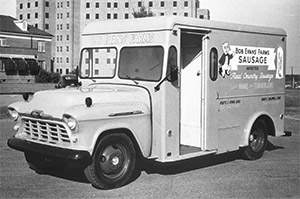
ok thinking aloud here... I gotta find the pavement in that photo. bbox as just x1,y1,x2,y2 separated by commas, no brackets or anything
0,117,299,198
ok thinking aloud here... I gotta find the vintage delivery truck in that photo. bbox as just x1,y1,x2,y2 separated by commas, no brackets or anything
7,16,286,189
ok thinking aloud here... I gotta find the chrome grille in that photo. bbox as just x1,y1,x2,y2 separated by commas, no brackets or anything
23,118,70,144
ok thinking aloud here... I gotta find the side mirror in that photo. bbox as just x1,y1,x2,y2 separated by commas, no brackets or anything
167,67,178,82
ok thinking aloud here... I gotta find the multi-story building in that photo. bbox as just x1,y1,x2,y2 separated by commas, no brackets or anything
17,0,209,75
0,15,53,83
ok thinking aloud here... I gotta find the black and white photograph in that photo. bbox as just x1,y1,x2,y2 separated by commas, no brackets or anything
0,0,299,198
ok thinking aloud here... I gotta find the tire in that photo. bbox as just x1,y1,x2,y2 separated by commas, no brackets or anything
241,119,268,160
84,132,136,189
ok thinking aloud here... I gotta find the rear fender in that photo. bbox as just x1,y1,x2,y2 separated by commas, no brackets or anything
240,111,275,147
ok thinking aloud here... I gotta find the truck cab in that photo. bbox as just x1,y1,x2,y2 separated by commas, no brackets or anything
7,16,286,189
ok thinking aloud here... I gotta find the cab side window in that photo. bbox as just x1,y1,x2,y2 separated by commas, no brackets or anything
167,46,178,87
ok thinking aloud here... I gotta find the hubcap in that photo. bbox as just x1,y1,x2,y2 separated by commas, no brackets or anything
112,156,120,166
98,144,129,180
250,129,264,152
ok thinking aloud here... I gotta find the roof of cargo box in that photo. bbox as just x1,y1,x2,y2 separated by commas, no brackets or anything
83,16,286,37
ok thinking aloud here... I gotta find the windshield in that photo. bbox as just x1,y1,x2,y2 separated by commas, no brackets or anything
119,46,164,81
80,48,117,78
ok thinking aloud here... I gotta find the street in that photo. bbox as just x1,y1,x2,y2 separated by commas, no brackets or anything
0,117,299,198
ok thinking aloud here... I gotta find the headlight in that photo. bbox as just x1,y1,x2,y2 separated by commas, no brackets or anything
63,114,78,131
8,108,20,121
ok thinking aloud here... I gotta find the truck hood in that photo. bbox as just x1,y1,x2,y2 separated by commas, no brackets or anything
9,84,150,118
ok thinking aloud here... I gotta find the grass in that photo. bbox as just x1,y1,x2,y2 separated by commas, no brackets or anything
285,89,300,119
0,89,299,119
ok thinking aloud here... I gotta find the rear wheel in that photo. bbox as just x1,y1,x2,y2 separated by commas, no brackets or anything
241,119,268,160
84,132,136,189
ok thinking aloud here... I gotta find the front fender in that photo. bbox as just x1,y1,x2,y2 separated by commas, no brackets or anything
64,102,149,121
64,102,152,157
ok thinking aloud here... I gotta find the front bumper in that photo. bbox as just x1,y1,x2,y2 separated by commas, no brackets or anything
7,137,92,166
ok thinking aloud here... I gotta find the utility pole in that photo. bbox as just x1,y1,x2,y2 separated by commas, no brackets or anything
291,67,294,89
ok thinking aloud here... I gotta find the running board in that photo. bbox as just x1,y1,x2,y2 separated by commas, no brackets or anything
163,150,217,163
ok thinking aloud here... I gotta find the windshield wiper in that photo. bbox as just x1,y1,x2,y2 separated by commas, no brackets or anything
122,72,139,85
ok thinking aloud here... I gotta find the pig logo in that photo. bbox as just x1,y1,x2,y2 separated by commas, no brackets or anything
219,42,234,78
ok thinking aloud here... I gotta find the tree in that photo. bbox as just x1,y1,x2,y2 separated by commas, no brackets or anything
132,5,154,18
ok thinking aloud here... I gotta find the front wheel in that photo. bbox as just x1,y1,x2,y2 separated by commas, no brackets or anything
241,119,268,160
84,132,136,189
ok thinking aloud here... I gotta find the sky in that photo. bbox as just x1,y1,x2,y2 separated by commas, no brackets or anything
0,0,299,74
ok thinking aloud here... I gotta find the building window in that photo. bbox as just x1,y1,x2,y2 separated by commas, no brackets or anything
27,2,30,8
200,15,204,19
173,1,177,7
60,24,63,29
60,35,62,41
149,1,153,7
45,13,49,18
60,13,63,19
19,14,23,20
125,13,129,19
27,13,30,19
66,57,69,64
35,13,38,18
107,13,111,19
45,1,49,7
160,13,164,16
67,1,70,7
35,24,38,28
61,2,63,8
86,13,90,19
66,46,69,52
125,2,129,8
95,58,99,64
20,3,23,9
173,13,177,16
184,13,188,17
66,35,69,41
67,24,69,29
38,41,45,53
57,13,59,19
95,13,99,19
35,1,38,7
67,12,70,18
60,46,63,52
86,2,90,8
184,1,188,7
0,38,7,47
160,1,164,7
113,13,118,19
95,2,99,8
114,2,118,8
107,2,111,8
45,24,49,29
138,1,142,7
107,59,111,64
